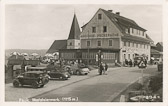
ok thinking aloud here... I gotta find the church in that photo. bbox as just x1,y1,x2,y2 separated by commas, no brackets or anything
47,8,153,65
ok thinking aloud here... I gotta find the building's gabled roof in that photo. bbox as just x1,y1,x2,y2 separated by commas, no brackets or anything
46,40,67,53
157,42,163,47
68,14,81,40
101,9,147,33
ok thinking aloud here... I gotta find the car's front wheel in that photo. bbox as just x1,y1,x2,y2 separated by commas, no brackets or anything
85,73,88,75
13,80,20,87
32,81,38,88
40,85,44,88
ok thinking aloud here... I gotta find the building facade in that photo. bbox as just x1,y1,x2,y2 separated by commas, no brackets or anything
47,8,153,65
80,9,152,64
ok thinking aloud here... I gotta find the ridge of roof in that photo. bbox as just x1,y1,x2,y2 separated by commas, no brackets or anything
68,14,81,40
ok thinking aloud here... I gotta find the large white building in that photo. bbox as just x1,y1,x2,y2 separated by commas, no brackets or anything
80,8,152,64
47,8,153,65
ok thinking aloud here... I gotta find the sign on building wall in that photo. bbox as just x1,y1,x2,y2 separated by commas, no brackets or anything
80,33,119,39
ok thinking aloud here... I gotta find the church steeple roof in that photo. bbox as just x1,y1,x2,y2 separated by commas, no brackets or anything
68,14,81,40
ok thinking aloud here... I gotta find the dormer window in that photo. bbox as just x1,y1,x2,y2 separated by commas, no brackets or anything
98,14,102,20
125,28,129,34
132,28,134,33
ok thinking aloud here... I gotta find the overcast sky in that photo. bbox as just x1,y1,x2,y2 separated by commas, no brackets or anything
5,4,162,49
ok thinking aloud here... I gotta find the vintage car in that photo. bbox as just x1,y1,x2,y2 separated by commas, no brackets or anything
157,61,163,71
47,70,71,80
13,71,49,88
65,63,90,75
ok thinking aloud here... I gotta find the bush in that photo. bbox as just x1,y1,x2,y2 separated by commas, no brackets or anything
129,83,143,90
149,73,163,92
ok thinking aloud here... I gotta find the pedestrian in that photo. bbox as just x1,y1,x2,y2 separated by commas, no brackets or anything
99,62,104,75
104,63,108,75
144,58,147,66
129,59,133,67
125,59,128,67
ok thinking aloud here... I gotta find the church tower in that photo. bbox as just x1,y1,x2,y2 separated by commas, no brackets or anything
67,14,81,49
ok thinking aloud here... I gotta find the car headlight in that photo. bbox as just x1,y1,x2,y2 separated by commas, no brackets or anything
65,75,68,77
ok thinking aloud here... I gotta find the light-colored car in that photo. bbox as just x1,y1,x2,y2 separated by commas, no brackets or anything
65,63,90,75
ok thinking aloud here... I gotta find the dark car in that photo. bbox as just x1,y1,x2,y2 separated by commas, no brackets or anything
133,56,143,66
13,71,49,88
157,62,163,71
48,70,70,80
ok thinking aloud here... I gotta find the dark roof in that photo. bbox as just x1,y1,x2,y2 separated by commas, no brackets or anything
151,49,162,55
68,14,81,40
101,9,147,33
47,40,67,53
122,34,152,43
157,42,163,47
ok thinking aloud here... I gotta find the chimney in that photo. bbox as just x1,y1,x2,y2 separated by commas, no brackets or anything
108,10,113,13
116,12,120,15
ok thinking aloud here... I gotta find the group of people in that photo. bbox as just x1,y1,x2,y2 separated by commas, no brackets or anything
124,58,148,67
124,59,133,67
99,62,108,75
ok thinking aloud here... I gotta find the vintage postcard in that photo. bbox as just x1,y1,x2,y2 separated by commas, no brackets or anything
0,0,167,106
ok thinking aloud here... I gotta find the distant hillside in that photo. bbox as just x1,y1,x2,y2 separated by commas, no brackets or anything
5,49,47,57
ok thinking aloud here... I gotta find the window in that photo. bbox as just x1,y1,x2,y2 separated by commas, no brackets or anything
125,28,128,33
137,29,138,34
142,32,144,36
128,42,130,47
98,14,102,19
87,40,90,47
140,44,142,48
69,42,72,46
144,44,145,49
124,41,126,46
124,54,126,59
128,54,130,59
109,40,113,46
132,42,134,47
132,28,134,33
92,27,96,33
136,43,138,48
97,40,101,46
103,26,107,32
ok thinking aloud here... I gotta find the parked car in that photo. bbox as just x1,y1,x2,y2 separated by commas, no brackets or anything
133,56,143,66
48,70,70,80
13,71,49,88
157,61,163,71
65,63,90,75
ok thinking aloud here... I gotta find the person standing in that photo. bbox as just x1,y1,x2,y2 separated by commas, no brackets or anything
104,63,108,75
144,58,147,66
129,59,133,67
125,59,128,66
99,62,104,75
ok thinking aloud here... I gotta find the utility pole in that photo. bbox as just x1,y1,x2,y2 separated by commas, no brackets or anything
87,31,90,65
